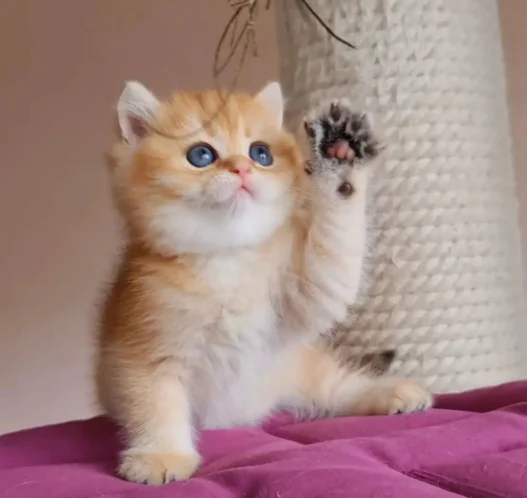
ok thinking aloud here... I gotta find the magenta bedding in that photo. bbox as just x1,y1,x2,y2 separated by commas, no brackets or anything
2,382,527,497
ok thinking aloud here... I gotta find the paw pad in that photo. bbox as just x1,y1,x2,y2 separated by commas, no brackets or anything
304,101,382,164
337,181,354,197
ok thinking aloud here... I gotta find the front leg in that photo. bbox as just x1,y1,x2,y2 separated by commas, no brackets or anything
286,101,382,335
109,366,200,485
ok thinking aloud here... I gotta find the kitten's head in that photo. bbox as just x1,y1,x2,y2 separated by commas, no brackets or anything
108,81,302,255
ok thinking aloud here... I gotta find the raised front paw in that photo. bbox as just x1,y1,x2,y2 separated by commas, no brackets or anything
119,450,201,486
304,100,383,166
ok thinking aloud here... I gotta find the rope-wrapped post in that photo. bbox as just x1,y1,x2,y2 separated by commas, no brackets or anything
276,0,527,392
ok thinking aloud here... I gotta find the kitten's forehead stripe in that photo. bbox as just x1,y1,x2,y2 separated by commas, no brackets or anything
159,91,274,157
233,116,247,157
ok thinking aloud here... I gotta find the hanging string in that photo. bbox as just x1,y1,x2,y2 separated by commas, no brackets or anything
296,0,356,49
214,0,356,87
149,0,356,141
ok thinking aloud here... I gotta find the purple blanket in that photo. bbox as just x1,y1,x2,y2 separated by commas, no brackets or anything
2,381,527,497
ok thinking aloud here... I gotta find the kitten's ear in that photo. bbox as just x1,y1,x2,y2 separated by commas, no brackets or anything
116,81,160,145
255,81,284,128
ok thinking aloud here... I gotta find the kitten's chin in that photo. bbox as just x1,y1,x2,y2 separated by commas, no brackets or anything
142,198,292,255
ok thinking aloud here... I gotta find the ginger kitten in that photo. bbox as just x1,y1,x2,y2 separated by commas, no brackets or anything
96,81,432,485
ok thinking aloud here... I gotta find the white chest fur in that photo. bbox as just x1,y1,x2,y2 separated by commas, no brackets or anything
158,250,284,428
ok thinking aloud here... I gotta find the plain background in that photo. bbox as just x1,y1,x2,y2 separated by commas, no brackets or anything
0,1,525,434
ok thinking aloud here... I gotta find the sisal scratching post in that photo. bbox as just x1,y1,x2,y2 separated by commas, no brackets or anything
276,0,527,392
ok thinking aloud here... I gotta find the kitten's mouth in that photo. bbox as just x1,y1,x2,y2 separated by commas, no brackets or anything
216,180,256,206
237,182,254,197
226,184,254,205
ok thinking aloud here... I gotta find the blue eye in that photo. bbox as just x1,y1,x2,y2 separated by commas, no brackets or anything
186,144,217,168
249,143,273,167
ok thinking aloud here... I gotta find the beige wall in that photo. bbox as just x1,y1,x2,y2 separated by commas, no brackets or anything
500,1,527,275
0,0,278,434
1,1,526,436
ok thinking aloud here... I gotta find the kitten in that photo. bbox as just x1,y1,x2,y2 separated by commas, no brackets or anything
96,81,432,485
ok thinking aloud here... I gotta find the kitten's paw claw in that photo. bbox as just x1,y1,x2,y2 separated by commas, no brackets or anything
329,101,342,121
119,451,201,485
304,100,382,165
355,380,433,416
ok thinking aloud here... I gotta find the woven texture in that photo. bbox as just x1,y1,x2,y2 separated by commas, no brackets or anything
276,0,527,392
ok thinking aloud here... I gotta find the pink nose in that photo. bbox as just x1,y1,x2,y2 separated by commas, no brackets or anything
231,166,250,181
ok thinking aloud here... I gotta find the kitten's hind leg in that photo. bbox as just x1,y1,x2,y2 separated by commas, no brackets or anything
345,376,433,416
279,345,433,418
